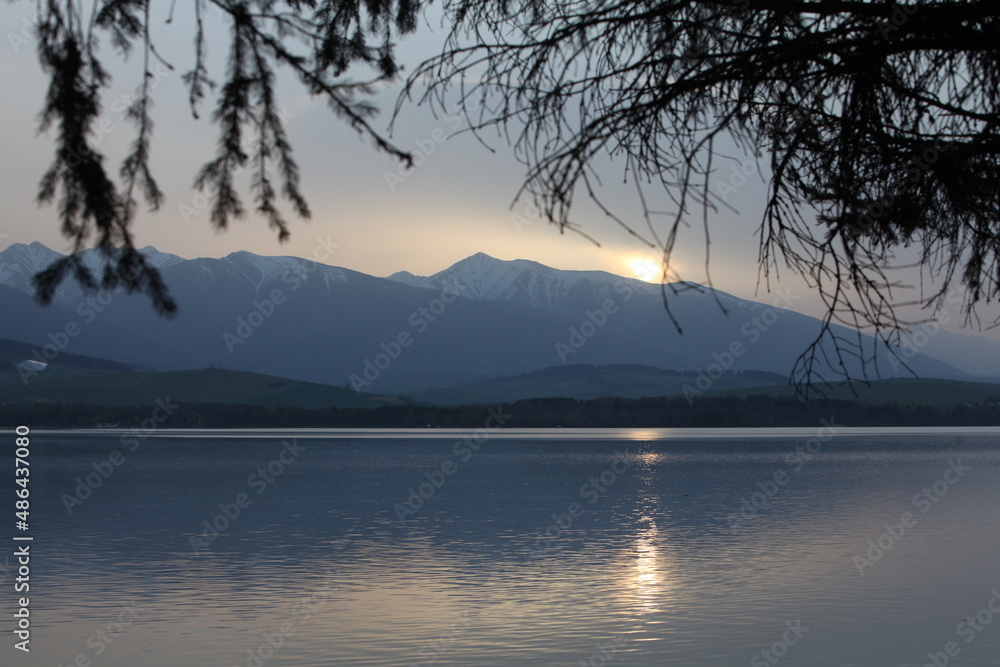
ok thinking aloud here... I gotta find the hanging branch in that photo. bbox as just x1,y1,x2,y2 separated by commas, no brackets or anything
30,0,422,314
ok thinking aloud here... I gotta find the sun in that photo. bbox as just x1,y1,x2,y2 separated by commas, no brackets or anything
627,257,662,282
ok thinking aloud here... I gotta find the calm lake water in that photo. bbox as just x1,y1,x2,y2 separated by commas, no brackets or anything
4,426,1000,666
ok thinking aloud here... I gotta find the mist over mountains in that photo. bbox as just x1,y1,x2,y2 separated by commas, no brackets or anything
1,242,995,392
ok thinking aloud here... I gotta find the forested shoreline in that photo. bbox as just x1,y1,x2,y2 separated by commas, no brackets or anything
3,394,999,429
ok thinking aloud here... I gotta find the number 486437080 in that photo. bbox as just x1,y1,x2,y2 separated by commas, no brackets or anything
15,425,30,529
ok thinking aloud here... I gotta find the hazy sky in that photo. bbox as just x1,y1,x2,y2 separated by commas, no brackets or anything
1,2,991,333
0,5,772,273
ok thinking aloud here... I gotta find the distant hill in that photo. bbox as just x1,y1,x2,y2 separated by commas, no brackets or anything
3,354,997,413
0,367,393,409
406,363,789,405
710,377,1000,406
405,362,1000,408
0,337,134,386
0,242,981,392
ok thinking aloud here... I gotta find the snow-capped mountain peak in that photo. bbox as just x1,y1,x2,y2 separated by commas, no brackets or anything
0,242,193,304
0,241,989,382
0,241,63,271
385,270,422,287
0,242,66,295
386,251,662,313
138,246,186,269
220,250,350,290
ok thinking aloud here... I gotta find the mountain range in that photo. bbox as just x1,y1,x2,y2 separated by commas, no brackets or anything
2,241,998,395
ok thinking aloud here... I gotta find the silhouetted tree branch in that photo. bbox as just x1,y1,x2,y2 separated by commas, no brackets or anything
21,0,1000,394
402,0,1000,394
30,0,420,315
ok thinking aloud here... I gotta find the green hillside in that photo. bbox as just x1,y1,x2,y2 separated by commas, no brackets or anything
4,353,998,412
0,367,391,409
0,337,134,385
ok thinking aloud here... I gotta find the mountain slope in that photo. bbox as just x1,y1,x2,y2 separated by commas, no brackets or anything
0,242,981,391
0,367,385,408
389,252,971,385
407,364,788,405
0,337,134,387
386,251,658,314
0,242,183,303
713,377,1000,406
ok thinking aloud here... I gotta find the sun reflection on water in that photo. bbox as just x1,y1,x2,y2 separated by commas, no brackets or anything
630,517,669,617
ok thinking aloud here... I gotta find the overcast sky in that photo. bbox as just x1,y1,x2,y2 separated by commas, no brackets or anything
2,2,994,334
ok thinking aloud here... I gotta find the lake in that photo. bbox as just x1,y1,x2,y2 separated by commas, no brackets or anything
4,426,1000,666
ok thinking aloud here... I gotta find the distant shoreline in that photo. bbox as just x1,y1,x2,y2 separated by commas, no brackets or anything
2,393,999,430
10,425,1000,439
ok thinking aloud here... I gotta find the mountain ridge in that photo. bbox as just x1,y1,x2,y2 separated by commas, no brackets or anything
1,242,992,387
